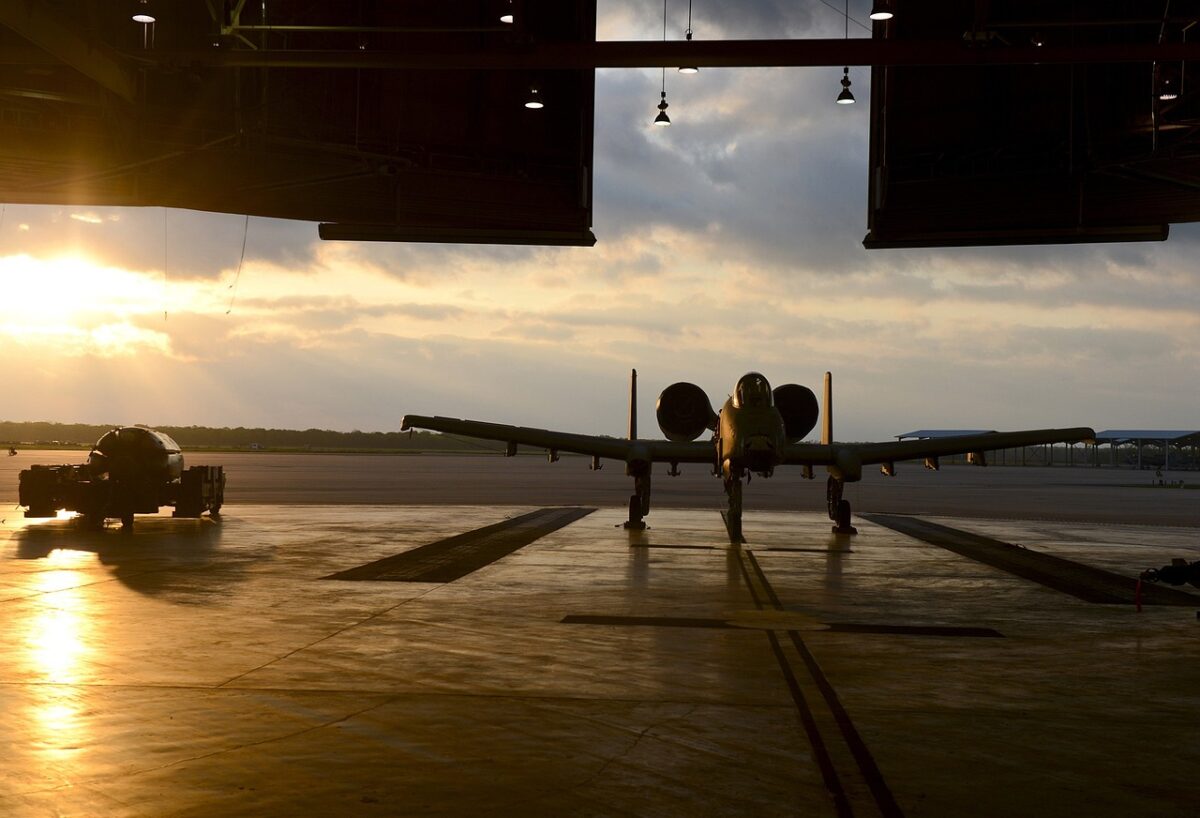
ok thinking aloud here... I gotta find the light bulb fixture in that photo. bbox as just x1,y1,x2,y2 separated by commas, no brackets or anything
836,67,855,104
1030,31,1045,47
1158,60,1183,101
678,1,698,74
500,0,514,24
132,0,155,23
869,2,894,21
654,89,671,126
524,85,543,109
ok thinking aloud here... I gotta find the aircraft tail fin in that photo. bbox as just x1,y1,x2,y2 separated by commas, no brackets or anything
628,369,638,441
821,371,833,445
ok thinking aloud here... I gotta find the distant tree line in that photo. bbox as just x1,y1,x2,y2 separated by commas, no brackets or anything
0,421,507,453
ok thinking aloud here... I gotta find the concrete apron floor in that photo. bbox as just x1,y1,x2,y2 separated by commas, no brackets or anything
0,506,1197,817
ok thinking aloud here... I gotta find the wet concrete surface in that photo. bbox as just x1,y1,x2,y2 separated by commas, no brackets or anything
0,455,1198,815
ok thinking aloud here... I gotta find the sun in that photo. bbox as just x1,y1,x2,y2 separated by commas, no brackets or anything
0,253,174,356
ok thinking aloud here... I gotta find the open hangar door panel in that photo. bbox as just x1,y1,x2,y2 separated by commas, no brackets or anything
866,0,1200,248
0,0,596,246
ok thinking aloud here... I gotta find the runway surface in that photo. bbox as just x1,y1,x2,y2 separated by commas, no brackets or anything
1,453,1198,816
3,450,1197,524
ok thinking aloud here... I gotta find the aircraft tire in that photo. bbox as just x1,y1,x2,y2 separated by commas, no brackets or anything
836,500,851,529
121,513,134,531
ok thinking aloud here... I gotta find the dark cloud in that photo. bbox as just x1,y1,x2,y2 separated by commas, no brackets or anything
592,62,873,272
600,0,843,40
322,240,543,283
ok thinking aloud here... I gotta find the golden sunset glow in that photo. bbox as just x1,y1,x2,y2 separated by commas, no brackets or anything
0,254,179,356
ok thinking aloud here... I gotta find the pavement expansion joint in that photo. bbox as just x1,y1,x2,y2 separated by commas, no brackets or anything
323,506,595,582
865,513,1200,606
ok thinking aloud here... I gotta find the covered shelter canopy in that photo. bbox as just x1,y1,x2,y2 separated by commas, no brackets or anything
896,430,995,440
1094,430,1200,470
1094,430,1200,445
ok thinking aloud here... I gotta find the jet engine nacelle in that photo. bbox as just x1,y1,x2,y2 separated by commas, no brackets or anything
772,383,819,442
656,382,718,442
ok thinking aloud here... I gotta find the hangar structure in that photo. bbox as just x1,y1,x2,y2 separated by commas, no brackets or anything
1094,430,1200,470
0,1,1198,248
897,429,1200,470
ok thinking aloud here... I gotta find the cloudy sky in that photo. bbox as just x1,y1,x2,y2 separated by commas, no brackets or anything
1,0,1197,440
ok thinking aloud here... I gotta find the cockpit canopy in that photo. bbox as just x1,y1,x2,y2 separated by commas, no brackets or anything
732,372,773,409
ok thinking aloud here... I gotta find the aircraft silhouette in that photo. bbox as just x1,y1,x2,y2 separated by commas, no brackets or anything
401,370,1094,540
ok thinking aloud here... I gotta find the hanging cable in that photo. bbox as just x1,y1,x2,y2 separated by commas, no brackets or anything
226,214,250,315
163,208,169,320
815,0,871,33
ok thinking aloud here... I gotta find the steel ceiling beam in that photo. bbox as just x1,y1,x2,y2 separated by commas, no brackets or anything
0,1,136,101
138,38,1200,70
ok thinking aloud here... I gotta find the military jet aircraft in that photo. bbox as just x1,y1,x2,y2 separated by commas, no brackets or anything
401,371,1094,540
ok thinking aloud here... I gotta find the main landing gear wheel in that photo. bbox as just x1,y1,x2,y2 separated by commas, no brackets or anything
833,499,857,535
827,476,857,535
120,512,135,532
623,494,646,530
624,472,651,531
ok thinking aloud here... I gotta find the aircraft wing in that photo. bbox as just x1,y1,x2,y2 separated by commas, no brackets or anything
783,427,1095,470
400,415,714,464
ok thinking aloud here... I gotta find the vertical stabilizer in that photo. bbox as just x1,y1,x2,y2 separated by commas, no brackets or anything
628,369,638,441
821,371,833,445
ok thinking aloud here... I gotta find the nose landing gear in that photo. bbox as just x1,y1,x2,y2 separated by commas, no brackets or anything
722,474,744,543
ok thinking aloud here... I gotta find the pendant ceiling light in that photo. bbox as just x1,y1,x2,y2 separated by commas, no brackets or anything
132,0,155,23
836,67,855,104
869,2,894,21
654,1,672,125
679,0,698,74
500,0,514,24
836,1,854,105
654,74,671,126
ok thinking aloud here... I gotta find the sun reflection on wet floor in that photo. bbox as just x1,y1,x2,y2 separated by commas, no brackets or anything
23,549,97,763
27,550,96,683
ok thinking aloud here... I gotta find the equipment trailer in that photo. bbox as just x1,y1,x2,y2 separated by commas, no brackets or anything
19,426,225,530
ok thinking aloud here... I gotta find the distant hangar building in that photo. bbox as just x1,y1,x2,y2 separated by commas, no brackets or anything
896,430,1200,469
1094,430,1200,470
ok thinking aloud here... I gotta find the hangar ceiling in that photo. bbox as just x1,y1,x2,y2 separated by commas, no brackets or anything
0,1,597,246
867,1,1200,247
0,1,1198,249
